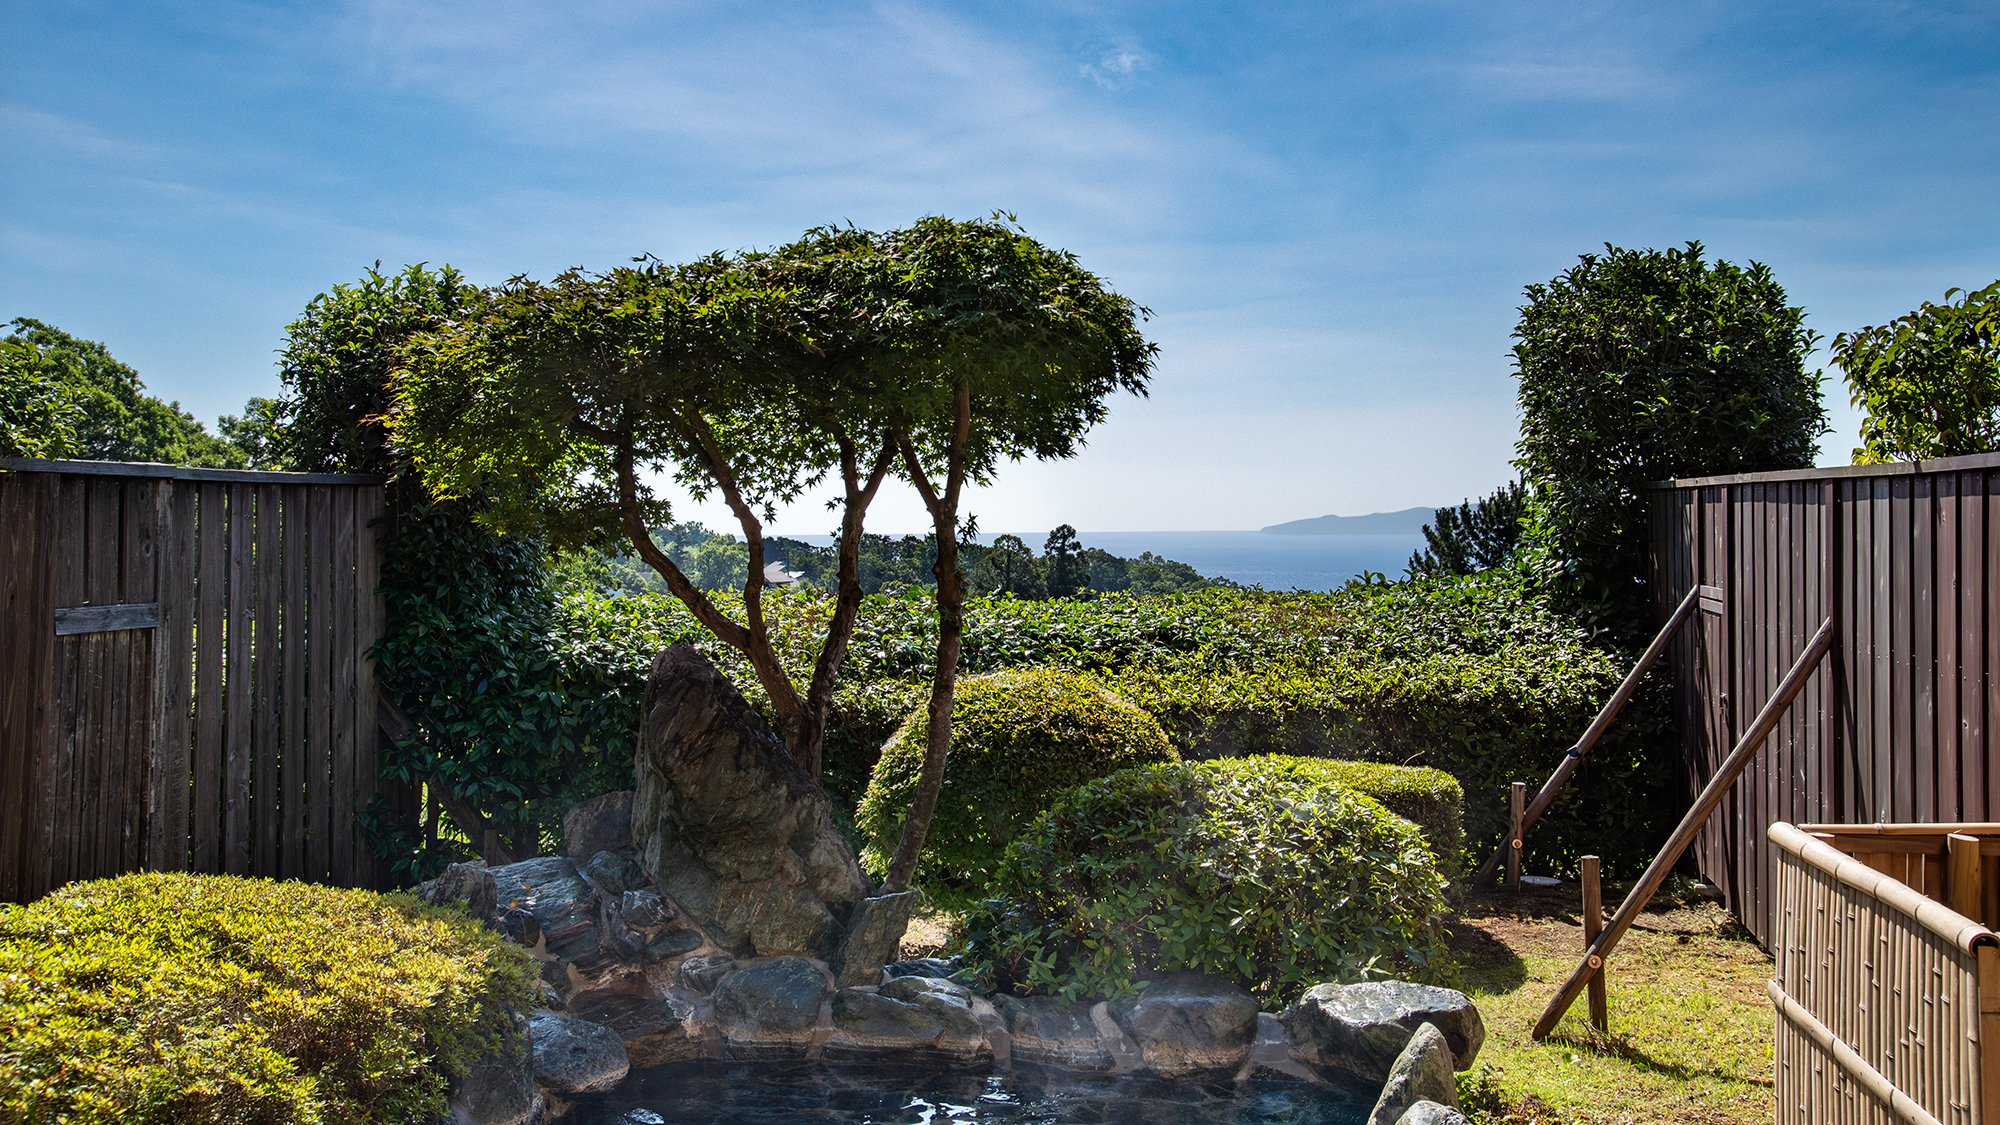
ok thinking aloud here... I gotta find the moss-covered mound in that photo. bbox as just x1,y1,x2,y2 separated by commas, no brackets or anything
1259,757,1464,877
0,872,536,1124
966,758,1452,1008
855,668,1176,886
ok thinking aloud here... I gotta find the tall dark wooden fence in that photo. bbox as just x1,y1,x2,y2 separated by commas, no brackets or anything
1647,451,2000,945
0,458,413,902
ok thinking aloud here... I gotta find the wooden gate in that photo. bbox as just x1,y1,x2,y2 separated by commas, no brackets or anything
0,457,412,902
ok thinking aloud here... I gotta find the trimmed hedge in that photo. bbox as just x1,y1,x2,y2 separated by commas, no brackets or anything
855,669,1177,886
965,759,1452,1008
0,872,536,1124
538,573,1673,879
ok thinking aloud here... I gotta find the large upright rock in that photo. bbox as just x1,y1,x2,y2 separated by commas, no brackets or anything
1368,1023,1460,1125
632,646,872,960
1282,981,1484,1082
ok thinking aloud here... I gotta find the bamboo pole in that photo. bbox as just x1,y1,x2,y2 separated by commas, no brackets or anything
1532,616,1832,1041
1471,585,1702,888
1582,855,1606,1032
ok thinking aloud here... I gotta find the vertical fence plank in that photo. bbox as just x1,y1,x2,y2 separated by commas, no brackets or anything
253,484,282,877
307,488,333,882
280,485,307,880
1913,474,1936,822
191,483,226,873
1966,471,1989,821
1938,473,1962,821
0,474,56,900
329,487,358,887
224,483,252,874
352,486,387,888
81,477,123,883
119,479,158,874
149,481,194,874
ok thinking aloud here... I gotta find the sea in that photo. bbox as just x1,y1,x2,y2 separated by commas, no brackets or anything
789,530,1428,592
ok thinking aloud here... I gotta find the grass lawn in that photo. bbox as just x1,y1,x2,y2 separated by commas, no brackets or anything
1451,880,1774,1124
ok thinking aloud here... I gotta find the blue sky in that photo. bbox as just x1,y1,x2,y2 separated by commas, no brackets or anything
4,1,1996,532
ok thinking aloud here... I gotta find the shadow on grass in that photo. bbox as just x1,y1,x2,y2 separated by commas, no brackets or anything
1543,1024,1763,1086
1447,919,1527,991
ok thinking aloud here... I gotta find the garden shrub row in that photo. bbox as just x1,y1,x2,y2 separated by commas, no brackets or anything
0,872,535,1124
547,574,1671,878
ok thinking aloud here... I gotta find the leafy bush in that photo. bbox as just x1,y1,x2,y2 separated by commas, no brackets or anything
854,668,1177,886
0,872,536,1124
1834,279,2000,464
964,759,1452,1008
1256,757,1463,878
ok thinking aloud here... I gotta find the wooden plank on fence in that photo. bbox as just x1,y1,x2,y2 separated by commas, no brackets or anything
253,484,281,877
330,486,357,887
82,476,122,884
1914,473,1936,822
191,482,225,873
149,481,194,874
306,488,333,882
118,479,157,875
45,476,87,893
224,483,252,875
280,485,306,880
352,486,386,889
0,473,56,901
1939,474,1962,821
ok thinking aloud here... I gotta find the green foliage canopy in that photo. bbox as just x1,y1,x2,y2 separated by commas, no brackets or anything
1,318,242,466
1512,242,1826,633
1835,280,2000,464
1409,479,1527,578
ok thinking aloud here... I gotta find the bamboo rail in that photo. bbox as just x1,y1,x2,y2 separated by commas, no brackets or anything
1470,585,1701,888
1532,616,1832,1041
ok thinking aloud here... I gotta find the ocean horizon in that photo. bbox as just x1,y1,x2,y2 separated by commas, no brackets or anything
789,530,1428,592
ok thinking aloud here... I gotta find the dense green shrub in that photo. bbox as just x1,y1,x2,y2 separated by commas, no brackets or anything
964,759,1452,1008
543,575,1671,880
854,669,1177,886
0,872,536,1124
1258,757,1463,877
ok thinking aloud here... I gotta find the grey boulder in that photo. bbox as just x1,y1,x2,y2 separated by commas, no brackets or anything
528,1010,629,1096
677,954,736,993
1397,1100,1473,1125
564,790,634,860
415,861,498,922
833,891,915,988
630,646,871,961
823,976,989,1067
993,994,1115,1072
1282,981,1484,1082
711,956,830,1059
1368,1023,1460,1125
1109,973,1259,1079
569,991,704,1068
488,856,598,944
449,1007,541,1125
581,848,650,899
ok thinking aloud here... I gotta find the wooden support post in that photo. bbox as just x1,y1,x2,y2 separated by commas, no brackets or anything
1533,617,1832,1041
1581,855,1607,1032
1507,781,1525,893
1948,833,1982,919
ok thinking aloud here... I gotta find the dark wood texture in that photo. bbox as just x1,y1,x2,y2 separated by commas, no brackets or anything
1,463,389,901
1648,452,2000,945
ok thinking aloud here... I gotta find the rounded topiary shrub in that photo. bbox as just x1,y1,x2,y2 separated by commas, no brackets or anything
856,668,1177,886
0,872,536,1124
965,758,1452,1007
1254,756,1464,878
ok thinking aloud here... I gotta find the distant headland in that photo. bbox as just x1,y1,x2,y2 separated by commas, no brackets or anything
1258,506,1437,536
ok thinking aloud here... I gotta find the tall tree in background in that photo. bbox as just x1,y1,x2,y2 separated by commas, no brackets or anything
1043,524,1088,597
1513,242,1825,636
2,318,241,466
970,533,1045,598
1835,280,2000,464
1408,479,1527,577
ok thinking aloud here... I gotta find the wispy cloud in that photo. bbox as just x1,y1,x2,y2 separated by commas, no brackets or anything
1082,46,1148,89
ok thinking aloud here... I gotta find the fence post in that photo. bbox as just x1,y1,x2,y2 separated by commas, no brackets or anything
1581,855,1607,1032
1948,833,1982,921
1507,781,1525,892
